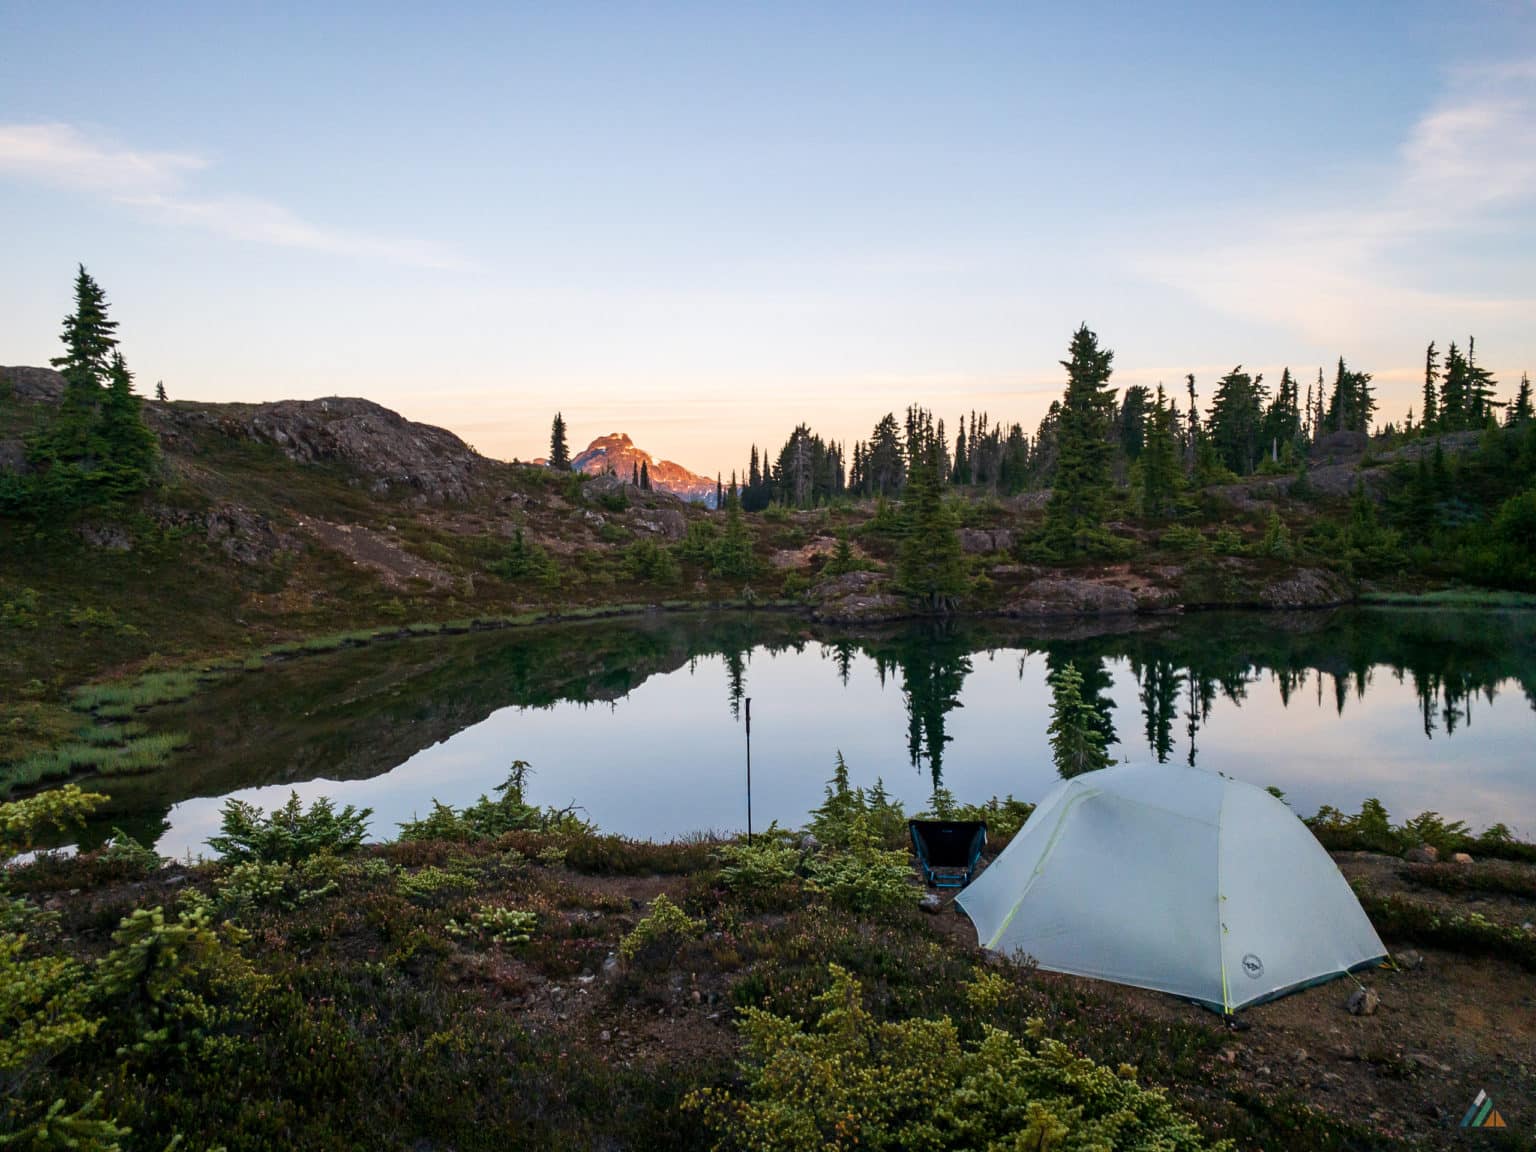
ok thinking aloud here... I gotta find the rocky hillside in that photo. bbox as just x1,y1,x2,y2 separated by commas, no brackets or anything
569,432,716,505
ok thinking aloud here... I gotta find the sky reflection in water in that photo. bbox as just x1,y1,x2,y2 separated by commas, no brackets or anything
153,620,1536,858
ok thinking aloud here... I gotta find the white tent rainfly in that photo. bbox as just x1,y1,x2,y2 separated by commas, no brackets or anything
956,763,1387,1014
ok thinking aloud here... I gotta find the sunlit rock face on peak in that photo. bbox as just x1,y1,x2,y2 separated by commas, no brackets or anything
569,432,717,506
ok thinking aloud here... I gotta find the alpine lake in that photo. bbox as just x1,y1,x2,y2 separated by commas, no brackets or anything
85,607,1536,858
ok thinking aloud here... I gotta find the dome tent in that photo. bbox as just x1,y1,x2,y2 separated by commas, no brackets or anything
955,763,1386,1014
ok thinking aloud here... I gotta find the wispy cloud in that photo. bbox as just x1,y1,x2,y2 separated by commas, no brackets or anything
0,122,466,270
1140,58,1536,344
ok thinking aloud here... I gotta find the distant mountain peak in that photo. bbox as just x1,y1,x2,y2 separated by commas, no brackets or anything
570,433,715,506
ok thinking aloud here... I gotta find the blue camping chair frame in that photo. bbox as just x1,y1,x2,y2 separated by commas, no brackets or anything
909,820,987,889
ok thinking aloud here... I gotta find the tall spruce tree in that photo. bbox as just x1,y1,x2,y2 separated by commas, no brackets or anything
1325,357,1375,435
896,441,968,613
1139,384,1182,517
1508,373,1533,426
548,412,570,470
1207,366,1266,475
1118,384,1150,461
640,460,651,490
49,265,119,458
1421,342,1439,432
1044,324,1116,548
1439,342,1469,431
96,351,158,495
1260,367,1300,462
1465,337,1498,427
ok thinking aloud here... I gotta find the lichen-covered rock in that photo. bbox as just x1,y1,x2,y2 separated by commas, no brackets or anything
808,571,908,623
628,506,687,539
1004,578,1137,617
1258,567,1350,608
959,528,1016,554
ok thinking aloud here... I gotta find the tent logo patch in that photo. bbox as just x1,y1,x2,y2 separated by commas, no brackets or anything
1460,1089,1508,1128
1241,953,1264,979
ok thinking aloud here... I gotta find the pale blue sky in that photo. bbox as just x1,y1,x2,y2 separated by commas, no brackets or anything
3,2,1533,475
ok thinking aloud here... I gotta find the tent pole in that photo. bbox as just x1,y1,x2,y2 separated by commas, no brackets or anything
745,697,752,845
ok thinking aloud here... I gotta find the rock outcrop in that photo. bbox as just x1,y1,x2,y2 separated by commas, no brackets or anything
1,365,66,404
1003,577,1139,617
152,397,484,503
808,571,908,623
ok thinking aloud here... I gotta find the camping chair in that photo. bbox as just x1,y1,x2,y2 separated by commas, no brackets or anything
909,820,987,889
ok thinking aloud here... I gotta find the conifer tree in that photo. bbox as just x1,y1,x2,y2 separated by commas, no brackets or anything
548,412,570,470
1508,373,1533,426
1325,357,1375,435
1421,342,1439,432
1139,385,1182,517
710,486,757,579
1048,661,1110,779
1207,366,1266,475
863,414,906,497
952,415,968,485
154,380,167,402
1465,336,1498,427
1044,324,1116,549
49,265,119,457
1439,342,1468,431
896,442,968,613
1118,384,1149,461
716,473,723,508
1261,368,1300,461
96,351,158,495
640,460,651,490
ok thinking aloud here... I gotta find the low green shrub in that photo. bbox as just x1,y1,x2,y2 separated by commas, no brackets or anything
623,539,679,584
684,963,1219,1151
805,813,915,914
446,904,537,945
806,753,907,849
1307,799,1536,863
1355,893,1536,971
487,528,557,586
1159,524,1207,553
217,857,341,911
207,792,371,864
714,829,802,909
396,864,479,902
1398,862,1536,900
396,762,588,843
1,785,107,856
618,894,701,963
99,828,162,872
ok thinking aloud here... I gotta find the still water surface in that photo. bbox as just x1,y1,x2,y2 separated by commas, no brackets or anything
99,609,1535,858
